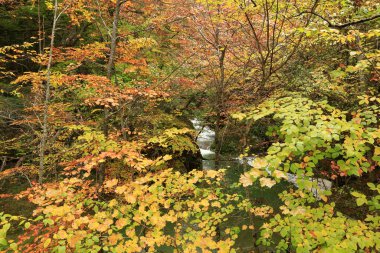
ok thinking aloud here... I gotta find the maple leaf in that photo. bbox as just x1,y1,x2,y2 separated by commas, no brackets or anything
272,170,288,180
248,168,263,178
239,173,253,187
125,194,137,204
206,170,219,179
252,158,268,168
104,179,118,188
259,178,276,188
115,218,128,229
115,185,127,194
108,233,122,246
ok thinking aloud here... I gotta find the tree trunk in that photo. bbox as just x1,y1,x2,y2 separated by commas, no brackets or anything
37,0,42,55
214,44,226,169
39,0,59,184
99,0,123,185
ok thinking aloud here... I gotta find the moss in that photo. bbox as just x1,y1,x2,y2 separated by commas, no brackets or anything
140,110,190,135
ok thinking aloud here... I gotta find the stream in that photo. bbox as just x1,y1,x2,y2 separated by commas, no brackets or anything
191,118,216,169
190,118,332,251
192,118,255,170
191,118,332,197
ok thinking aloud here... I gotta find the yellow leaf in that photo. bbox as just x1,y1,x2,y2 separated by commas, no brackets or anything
115,185,127,194
272,170,287,180
109,199,118,208
248,168,262,178
374,146,380,156
252,158,268,168
162,154,172,161
115,218,128,229
239,173,253,187
89,221,100,230
200,198,209,207
104,179,118,188
68,234,83,248
45,2,53,10
57,230,68,239
211,201,221,208
43,238,51,248
259,178,276,188
206,170,219,179
125,194,137,204
108,233,122,246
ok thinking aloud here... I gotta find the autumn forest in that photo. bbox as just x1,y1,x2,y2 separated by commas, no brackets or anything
0,0,379,252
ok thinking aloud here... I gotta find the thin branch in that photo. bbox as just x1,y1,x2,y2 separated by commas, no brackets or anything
157,52,197,86
297,11,380,29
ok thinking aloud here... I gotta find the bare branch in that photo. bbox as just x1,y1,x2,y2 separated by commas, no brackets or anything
297,11,380,29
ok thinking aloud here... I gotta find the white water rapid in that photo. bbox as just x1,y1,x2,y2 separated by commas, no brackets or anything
191,118,216,170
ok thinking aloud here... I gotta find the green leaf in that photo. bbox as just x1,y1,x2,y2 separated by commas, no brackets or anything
43,219,54,226
367,183,375,190
0,238,7,246
10,242,17,250
57,246,66,253
356,198,367,206
351,191,365,198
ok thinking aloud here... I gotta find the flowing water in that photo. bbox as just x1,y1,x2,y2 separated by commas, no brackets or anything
191,118,216,170
192,118,255,171
190,118,332,251
191,118,332,197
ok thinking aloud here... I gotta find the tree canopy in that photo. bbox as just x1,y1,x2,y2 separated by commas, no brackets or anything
0,0,379,252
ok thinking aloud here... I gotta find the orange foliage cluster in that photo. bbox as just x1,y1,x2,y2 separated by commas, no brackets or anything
61,141,153,178
0,166,34,181
53,43,108,65
60,74,168,108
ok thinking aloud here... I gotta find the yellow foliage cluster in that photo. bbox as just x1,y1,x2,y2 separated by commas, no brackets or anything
13,169,251,252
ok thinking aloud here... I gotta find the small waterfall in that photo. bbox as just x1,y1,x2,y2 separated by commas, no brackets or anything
191,118,216,170
191,118,215,156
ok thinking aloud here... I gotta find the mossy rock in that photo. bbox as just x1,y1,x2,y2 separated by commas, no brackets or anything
139,111,202,173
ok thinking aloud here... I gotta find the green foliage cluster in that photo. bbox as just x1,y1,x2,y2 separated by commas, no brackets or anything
234,95,379,180
234,94,380,252
259,189,380,252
